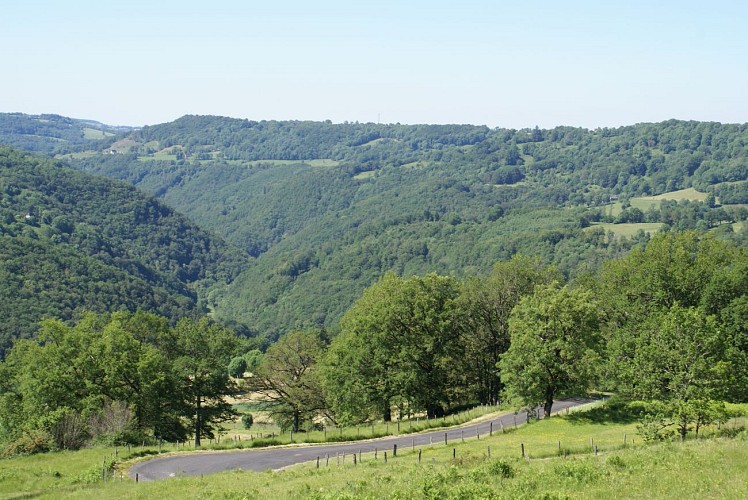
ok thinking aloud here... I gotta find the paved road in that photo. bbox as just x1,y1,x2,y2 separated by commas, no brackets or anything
130,398,592,481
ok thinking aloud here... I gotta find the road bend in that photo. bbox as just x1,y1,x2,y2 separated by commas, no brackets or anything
130,397,593,481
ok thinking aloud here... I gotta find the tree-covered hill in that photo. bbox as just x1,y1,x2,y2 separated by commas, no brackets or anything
0,147,248,356
2,114,748,342
0,113,133,155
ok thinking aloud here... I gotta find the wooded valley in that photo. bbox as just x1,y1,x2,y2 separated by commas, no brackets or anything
0,113,747,455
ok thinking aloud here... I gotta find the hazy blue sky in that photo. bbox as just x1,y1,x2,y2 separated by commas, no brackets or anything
2,0,747,128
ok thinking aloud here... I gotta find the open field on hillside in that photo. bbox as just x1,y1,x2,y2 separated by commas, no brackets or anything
589,222,663,238
604,188,709,216
2,403,744,499
640,187,708,202
82,128,114,140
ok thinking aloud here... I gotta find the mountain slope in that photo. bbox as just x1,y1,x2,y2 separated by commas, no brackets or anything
0,112,132,154
2,114,748,342
0,147,248,355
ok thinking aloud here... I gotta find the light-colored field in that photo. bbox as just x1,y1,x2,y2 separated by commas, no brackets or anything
604,188,709,217
82,128,114,140
107,138,138,153
138,152,178,162
353,170,376,180
640,187,708,202
589,222,663,238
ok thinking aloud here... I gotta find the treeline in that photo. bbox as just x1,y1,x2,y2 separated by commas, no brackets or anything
250,231,747,442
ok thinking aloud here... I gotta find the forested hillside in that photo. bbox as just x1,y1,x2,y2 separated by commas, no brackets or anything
2,114,748,342
0,113,132,154
0,147,248,355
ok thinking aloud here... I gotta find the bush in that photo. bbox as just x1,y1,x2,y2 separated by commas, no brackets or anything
241,413,254,430
1,430,53,457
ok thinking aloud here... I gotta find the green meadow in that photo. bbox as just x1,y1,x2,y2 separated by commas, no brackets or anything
2,402,745,499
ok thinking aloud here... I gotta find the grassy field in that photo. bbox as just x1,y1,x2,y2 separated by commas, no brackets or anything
640,187,708,202
589,222,663,238
82,128,114,140
353,170,376,180
603,188,709,217
2,403,745,499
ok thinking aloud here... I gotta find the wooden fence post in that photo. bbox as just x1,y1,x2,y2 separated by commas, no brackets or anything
521,443,525,457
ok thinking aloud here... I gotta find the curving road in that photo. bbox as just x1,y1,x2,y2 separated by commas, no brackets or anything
130,398,592,481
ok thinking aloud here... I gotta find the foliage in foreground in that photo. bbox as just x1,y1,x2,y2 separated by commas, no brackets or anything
0,313,238,453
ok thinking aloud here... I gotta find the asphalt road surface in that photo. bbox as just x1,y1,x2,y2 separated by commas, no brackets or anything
130,398,593,481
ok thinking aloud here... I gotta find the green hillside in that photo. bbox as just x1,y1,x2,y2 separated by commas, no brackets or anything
3,114,748,342
0,113,132,155
0,147,248,355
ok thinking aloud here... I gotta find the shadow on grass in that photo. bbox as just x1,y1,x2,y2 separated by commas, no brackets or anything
563,397,644,425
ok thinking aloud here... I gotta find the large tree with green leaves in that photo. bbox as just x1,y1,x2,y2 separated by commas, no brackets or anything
252,329,328,432
499,284,602,417
169,317,239,447
323,273,465,422
621,305,730,439
458,255,558,404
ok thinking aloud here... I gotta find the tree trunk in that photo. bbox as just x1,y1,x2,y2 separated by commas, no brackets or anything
427,404,445,419
544,386,554,418
293,410,300,433
194,395,201,447
382,400,392,422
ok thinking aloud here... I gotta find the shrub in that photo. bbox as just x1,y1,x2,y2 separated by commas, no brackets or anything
241,413,254,430
1,430,53,457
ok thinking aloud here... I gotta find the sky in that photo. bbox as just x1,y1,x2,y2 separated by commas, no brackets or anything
2,0,748,129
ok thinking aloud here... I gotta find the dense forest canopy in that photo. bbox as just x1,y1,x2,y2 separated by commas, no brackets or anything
1,113,747,344
0,147,248,356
